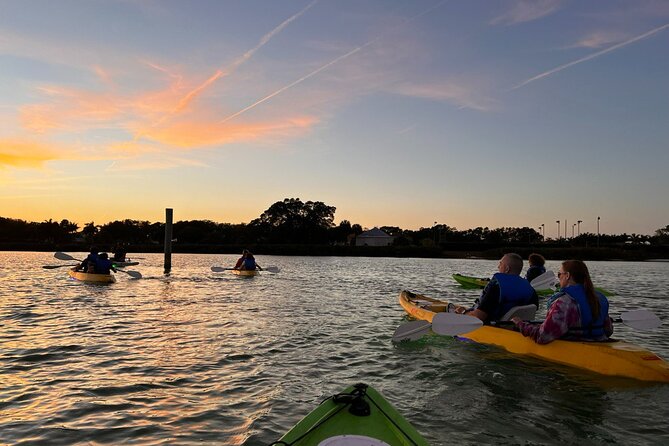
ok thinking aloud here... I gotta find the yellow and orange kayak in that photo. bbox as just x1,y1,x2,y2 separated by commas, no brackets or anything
232,269,259,277
399,290,669,383
68,269,116,283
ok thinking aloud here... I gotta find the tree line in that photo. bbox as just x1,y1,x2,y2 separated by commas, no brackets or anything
2,198,668,249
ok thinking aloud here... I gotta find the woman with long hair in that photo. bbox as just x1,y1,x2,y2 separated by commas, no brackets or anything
512,259,613,344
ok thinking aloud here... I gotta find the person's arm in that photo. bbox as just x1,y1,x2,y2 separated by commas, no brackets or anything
604,316,614,338
466,281,499,322
512,297,578,344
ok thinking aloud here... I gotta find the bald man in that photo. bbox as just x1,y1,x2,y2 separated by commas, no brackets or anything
454,253,538,322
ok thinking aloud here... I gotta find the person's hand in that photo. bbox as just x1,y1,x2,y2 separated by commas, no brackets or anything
511,316,522,325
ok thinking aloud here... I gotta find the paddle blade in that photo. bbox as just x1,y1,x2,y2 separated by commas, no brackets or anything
619,309,662,330
115,269,142,279
55,251,78,261
263,266,280,273
43,264,78,269
211,266,233,272
392,320,431,343
431,312,483,336
530,271,557,290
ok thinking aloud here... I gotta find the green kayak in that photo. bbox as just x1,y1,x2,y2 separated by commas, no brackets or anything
452,273,613,297
275,383,429,446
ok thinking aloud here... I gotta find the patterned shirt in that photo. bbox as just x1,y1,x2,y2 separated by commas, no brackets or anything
515,295,613,344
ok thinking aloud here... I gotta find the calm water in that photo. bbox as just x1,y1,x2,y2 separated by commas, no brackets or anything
1,252,668,445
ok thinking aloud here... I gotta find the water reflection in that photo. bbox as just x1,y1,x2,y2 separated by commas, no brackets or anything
1,253,668,445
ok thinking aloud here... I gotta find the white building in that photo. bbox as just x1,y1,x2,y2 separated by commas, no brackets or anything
355,227,394,246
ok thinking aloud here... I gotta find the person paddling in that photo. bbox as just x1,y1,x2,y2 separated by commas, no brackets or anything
525,253,546,283
450,253,538,322
240,251,262,271
234,249,263,271
512,260,613,344
74,246,99,272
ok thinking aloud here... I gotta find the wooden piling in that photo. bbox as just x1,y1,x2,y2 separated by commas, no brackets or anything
164,208,173,274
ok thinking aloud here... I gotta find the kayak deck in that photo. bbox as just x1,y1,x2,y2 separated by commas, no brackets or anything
452,273,489,288
277,383,429,445
399,290,669,383
232,269,259,277
68,269,116,283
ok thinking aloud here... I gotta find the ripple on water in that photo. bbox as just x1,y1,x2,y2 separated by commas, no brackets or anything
2,253,669,445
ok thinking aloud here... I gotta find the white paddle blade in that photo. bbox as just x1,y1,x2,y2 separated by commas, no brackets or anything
530,271,557,290
431,312,483,336
392,320,431,343
620,309,662,330
55,251,78,261
211,266,232,272
264,266,280,273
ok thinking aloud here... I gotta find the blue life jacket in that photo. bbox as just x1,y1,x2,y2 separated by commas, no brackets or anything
81,253,99,271
95,258,114,274
525,265,546,282
242,257,256,270
562,284,609,339
490,273,537,320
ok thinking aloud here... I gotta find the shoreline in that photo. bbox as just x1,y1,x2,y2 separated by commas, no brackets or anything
3,242,668,261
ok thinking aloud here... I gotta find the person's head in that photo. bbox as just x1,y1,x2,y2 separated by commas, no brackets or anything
559,259,600,317
89,245,99,254
99,252,108,259
528,253,545,267
242,249,249,256
498,253,523,275
558,260,591,287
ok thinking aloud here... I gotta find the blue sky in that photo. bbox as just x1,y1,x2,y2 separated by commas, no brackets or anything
1,0,667,236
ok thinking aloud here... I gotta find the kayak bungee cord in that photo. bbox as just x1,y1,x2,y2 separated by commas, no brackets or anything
268,391,349,446
270,383,422,446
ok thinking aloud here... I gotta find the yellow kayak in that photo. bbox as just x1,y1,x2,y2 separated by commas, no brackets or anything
232,269,259,277
399,290,669,383
68,269,116,283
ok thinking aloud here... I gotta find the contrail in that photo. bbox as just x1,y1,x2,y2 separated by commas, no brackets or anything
220,0,448,123
176,0,319,112
231,0,319,70
511,22,669,90
221,45,365,124
136,0,319,139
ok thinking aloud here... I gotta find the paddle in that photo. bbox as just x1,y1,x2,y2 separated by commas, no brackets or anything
55,251,82,262
210,265,280,273
115,268,142,279
431,309,662,337
391,320,431,343
43,264,79,269
529,270,557,290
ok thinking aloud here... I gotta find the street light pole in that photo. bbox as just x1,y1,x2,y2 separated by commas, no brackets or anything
556,220,560,240
597,216,601,247
572,223,576,238
577,220,582,236
564,218,567,239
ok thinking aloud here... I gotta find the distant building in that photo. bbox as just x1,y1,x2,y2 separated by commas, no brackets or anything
355,227,394,246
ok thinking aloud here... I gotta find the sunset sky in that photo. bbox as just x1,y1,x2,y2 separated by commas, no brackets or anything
1,0,668,236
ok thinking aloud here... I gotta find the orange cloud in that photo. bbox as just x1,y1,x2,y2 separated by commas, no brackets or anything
135,116,318,148
0,140,63,168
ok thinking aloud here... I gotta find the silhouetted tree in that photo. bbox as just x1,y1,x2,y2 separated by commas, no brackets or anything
249,198,336,243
